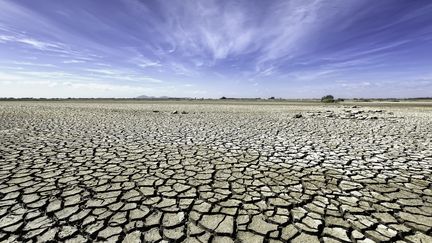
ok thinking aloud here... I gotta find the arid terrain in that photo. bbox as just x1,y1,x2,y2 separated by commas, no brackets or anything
0,100,431,243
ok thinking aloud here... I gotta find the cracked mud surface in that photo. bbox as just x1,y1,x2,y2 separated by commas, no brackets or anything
0,101,431,243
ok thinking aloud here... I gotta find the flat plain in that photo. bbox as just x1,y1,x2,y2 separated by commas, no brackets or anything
0,100,431,243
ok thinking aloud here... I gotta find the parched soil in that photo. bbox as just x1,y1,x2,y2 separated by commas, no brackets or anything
0,101,431,242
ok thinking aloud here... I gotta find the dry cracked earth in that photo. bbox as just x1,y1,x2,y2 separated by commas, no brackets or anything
0,101,431,243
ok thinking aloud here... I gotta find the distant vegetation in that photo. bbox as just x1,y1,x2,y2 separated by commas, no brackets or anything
353,98,371,102
321,95,335,103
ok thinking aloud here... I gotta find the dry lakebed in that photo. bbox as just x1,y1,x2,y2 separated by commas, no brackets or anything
0,100,431,242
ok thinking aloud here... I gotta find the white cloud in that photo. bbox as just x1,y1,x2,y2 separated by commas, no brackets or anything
18,37,63,50
85,68,119,75
0,79,155,98
0,35,14,42
138,62,161,68
155,0,257,61
12,61,56,67
0,34,67,51
63,59,85,64
0,70,165,98
290,69,337,81
169,62,198,77
134,56,162,68
15,71,74,79
84,68,164,83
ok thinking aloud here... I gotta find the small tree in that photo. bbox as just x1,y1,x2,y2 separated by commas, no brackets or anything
220,96,227,100
269,96,275,100
321,95,335,103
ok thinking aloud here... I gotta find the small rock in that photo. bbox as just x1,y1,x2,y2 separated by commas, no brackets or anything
181,111,188,114
293,114,302,118
172,111,178,114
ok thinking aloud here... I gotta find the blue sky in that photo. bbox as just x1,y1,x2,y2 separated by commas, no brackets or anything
1,0,432,98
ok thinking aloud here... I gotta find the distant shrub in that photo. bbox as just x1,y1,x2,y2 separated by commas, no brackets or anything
321,95,335,103
220,96,227,100
336,98,345,102
358,98,371,102
269,96,275,100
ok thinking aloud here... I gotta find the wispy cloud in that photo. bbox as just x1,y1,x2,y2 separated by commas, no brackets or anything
11,61,56,67
84,68,164,83
62,59,85,64
0,78,157,98
132,56,162,68
0,33,69,52
85,68,118,75
137,61,161,68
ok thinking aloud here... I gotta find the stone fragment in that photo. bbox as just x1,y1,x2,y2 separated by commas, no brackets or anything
292,233,320,243
144,228,162,242
98,226,122,239
237,231,264,243
248,215,278,235
323,227,350,242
